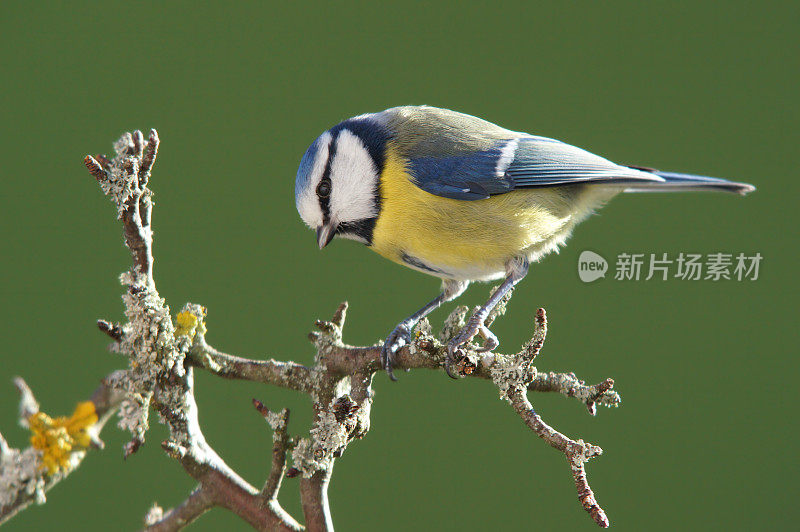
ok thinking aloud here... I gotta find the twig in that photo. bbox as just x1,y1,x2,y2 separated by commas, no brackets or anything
142,487,213,532
12,378,38,426
506,386,608,527
97,319,123,342
520,308,547,375
530,373,619,416
139,129,159,188
252,400,291,501
188,341,312,393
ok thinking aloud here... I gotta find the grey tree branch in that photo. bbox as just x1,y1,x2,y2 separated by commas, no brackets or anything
506,386,608,527
299,471,333,532
189,342,312,393
142,487,214,532
156,368,302,532
252,400,292,502
0,129,623,530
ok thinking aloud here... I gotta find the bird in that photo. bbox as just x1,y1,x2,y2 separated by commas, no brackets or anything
294,105,755,380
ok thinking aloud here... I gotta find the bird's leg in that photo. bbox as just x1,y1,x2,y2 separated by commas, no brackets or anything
382,279,468,381
445,257,529,379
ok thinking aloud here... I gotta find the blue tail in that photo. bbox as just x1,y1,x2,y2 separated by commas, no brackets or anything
623,167,755,195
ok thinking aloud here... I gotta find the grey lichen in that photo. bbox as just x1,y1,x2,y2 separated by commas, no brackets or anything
119,275,181,380
0,447,45,509
438,305,469,343
292,395,356,478
98,134,140,217
116,394,151,444
484,285,513,327
309,407,349,456
414,317,433,337
289,439,319,478
13,378,38,430
262,409,288,438
144,502,164,526
539,372,621,409
490,354,536,403
107,273,191,448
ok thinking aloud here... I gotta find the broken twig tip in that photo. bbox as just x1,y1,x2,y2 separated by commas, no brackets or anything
132,130,144,157
331,302,348,328
124,437,144,459
83,155,107,181
252,398,268,417
139,129,159,182
97,319,123,341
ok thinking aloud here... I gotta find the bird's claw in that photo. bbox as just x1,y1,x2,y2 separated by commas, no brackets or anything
443,347,463,379
444,317,499,378
381,322,413,381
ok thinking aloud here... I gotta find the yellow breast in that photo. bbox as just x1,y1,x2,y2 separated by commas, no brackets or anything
370,147,614,281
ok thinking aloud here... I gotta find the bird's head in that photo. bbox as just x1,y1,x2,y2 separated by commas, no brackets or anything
295,115,388,249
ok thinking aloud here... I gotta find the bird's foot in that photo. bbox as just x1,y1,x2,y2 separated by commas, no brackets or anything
381,321,413,381
444,316,499,379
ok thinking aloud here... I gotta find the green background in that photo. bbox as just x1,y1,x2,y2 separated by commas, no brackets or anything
1,1,796,530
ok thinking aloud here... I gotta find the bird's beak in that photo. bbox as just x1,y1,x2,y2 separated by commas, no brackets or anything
316,223,336,249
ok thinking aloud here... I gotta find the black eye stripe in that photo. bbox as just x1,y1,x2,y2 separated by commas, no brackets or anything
317,137,337,222
313,125,383,244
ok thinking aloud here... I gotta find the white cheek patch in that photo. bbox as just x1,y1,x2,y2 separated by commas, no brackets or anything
296,131,332,228
329,129,379,223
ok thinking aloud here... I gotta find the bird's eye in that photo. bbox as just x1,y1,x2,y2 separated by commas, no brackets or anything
317,179,331,198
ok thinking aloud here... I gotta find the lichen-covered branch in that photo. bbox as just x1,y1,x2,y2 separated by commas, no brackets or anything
530,372,617,416
296,304,618,528
84,131,303,531
505,385,609,527
0,129,623,530
188,342,313,393
0,375,125,525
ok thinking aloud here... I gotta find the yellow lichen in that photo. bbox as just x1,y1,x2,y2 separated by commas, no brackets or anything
29,401,98,475
175,308,207,339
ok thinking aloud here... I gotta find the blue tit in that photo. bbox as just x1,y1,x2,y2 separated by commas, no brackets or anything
294,105,755,380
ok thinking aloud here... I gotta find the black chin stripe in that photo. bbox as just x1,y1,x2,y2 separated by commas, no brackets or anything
337,218,377,245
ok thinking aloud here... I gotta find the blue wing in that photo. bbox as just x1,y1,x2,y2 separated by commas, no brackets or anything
407,136,664,201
